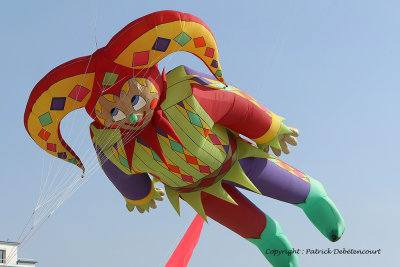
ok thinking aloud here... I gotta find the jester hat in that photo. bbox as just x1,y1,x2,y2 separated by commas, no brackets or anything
24,10,225,172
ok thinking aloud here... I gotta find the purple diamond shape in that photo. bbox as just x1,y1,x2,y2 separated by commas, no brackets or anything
211,60,219,68
58,152,67,159
50,97,66,110
177,101,185,108
152,37,171,52
136,137,149,147
155,126,168,138
223,145,230,153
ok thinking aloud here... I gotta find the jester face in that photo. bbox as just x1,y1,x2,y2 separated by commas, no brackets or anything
95,78,159,130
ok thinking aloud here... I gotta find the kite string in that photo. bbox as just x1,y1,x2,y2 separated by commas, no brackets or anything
18,19,192,264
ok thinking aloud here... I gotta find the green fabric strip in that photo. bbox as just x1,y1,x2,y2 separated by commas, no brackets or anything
162,67,192,109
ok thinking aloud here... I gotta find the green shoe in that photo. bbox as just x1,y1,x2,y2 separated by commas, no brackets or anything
295,177,345,242
247,214,298,267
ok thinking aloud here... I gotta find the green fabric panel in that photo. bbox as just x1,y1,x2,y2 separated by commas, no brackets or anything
294,177,346,241
162,66,192,109
180,191,207,221
90,124,121,152
90,125,132,175
246,214,299,266
208,124,230,145
157,136,204,179
133,144,188,188
164,107,225,169
165,65,188,88
185,96,215,133
165,187,181,215
236,138,268,160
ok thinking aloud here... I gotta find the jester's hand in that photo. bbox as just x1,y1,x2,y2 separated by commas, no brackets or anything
264,126,299,157
126,187,165,213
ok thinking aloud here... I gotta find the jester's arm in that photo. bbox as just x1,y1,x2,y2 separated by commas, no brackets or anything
90,130,164,213
192,84,298,156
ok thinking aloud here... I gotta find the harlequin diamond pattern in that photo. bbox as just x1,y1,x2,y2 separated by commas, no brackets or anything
175,100,229,153
152,129,212,183
175,100,211,137
110,142,131,171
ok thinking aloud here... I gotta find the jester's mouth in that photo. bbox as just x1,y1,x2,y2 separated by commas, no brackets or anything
124,111,146,127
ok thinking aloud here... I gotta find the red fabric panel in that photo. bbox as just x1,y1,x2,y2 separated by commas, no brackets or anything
165,214,204,267
106,11,213,61
192,85,272,140
202,183,266,239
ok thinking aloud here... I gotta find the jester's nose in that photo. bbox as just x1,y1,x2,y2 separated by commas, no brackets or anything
130,114,138,123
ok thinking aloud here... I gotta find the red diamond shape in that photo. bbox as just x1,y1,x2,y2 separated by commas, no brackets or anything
185,155,198,165
68,85,90,102
38,129,50,141
203,129,211,137
199,165,211,174
208,134,221,145
193,37,206,48
133,51,150,66
181,175,194,183
168,164,180,173
47,143,57,152
204,47,214,58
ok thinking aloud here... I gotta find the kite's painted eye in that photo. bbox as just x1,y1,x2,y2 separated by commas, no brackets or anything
131,95,146,111
110,108,126,121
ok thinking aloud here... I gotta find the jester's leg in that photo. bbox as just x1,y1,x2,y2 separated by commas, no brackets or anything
202,183,298,267
239,157,345,242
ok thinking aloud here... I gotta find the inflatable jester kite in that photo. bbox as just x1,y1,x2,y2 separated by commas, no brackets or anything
24,11,345,266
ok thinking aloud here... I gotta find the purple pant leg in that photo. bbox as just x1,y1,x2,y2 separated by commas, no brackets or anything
235,157,310,204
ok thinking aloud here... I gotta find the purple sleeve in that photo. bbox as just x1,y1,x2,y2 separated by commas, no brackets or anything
97,148,152,201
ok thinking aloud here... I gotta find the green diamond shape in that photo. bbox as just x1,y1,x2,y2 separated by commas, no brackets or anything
215,70,222,77
68,158,77,164
38,112,53,127
169,140,184,153
151,150,163,162
118,154,129,168
186,111,202,128
174,32,192,47
102,72,119,86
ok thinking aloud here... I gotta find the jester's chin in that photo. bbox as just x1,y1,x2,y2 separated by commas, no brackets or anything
123,111,146,129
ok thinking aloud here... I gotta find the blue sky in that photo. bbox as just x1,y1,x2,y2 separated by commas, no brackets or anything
1,0,399,266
